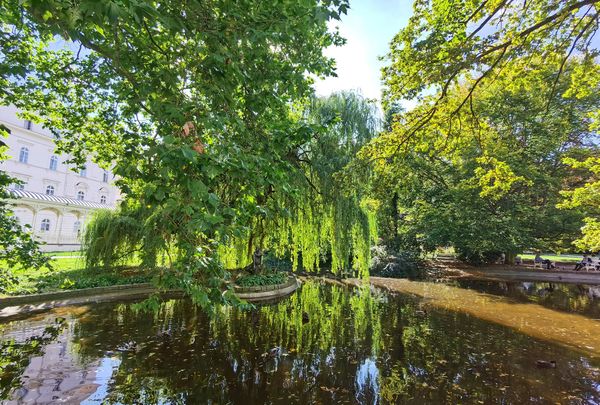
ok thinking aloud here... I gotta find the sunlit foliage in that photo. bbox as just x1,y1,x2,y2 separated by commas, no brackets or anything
0,0,354,303
361,60,599,261
218,91,380,276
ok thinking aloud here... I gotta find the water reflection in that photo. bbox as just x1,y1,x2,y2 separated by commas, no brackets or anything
453,279,600,318
1,280,599,404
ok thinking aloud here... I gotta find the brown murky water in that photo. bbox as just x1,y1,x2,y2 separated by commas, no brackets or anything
1,279,599,404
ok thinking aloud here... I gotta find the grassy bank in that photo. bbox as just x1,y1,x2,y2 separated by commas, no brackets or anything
521,254,581,263
44,251,83,257
1,255,152,297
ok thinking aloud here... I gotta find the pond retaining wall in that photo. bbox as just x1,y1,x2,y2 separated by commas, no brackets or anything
0,276,300,319
233,276,299,301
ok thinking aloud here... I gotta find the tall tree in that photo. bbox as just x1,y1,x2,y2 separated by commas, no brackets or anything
219,91,380,276
0,0,349,305
369,0,600,261
362,60,599,262
559,156,600,252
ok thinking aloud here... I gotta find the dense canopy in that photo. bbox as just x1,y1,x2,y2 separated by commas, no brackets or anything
1,0,600,302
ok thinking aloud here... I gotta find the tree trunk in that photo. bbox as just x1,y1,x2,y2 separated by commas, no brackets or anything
505,251,516,265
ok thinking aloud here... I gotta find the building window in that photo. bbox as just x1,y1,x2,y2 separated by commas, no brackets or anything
40,218,50,232
80,166,87,177
100,195,107,204
77,191,85,201
103,170,109,183
18,147,29,163
73,220,81,235
12,183,25,191
24,120,32,130
49,155,58,171
45,185,55,196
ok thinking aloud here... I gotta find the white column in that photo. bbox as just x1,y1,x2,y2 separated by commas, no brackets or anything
30,207,39,235
55,210,65,245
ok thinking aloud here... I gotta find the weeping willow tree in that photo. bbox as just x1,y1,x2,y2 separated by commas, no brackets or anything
84,91,380,283
218,91,380,277
82,202,176,271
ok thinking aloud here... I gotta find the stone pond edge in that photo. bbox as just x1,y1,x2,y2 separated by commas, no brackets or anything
0,277,300,318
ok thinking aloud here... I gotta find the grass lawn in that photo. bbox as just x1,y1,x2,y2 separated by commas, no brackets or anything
521,253,581,263
1,255,153,297
44,251,83,257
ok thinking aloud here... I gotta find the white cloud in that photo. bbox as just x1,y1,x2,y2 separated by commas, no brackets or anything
314,20,383,100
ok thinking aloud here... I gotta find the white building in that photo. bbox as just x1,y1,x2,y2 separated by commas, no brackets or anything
0,105,120,251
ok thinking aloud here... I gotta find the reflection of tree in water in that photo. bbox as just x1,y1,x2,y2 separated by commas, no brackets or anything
66,281,386,403
378,301,600,404
456,280,600,318
0,318,66,399
39,281,600,403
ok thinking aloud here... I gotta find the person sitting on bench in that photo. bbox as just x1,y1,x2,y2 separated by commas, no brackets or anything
574,254,590,271
535,254,555,270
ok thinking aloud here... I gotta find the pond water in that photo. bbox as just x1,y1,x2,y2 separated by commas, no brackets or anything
1,279,600,404
452,279,600,319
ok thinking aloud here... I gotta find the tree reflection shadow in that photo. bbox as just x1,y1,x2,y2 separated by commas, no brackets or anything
1,281,599,404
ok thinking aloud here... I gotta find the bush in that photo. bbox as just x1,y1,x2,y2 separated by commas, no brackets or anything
236,272,288,287
456,250,502,265
370,245,424,279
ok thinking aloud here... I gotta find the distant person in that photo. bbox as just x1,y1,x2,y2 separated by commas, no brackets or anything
574,254,590,271
515,255,522,265
496,253,506,264
535,254,555,270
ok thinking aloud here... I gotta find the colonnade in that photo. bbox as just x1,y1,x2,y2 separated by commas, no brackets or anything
9,198,93,250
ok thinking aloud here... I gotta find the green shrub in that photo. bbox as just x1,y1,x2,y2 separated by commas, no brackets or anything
370,246,425,279
236,272,288,287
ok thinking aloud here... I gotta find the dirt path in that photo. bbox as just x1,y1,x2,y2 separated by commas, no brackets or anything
428,258,600,285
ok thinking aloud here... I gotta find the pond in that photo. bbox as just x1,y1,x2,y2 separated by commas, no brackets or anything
452,279,600,319
1,279,600,404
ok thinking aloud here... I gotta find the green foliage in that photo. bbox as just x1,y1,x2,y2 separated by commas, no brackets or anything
370,245,423,279
0,0,349,304
82,208,165,270
40,272,152,291
235,272,288,287
218,91,380,276
0,252,152,296
382,0,600,126
363,59,599,261
371,0,600,261
83,209,141,269
281,92,379,275
560,157,600,251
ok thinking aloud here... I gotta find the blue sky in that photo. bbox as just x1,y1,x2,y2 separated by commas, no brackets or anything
314,0,413,101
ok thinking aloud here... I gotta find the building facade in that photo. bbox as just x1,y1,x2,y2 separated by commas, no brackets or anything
0,105,120,251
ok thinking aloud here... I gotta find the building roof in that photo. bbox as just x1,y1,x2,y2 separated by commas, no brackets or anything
8,189,110,209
